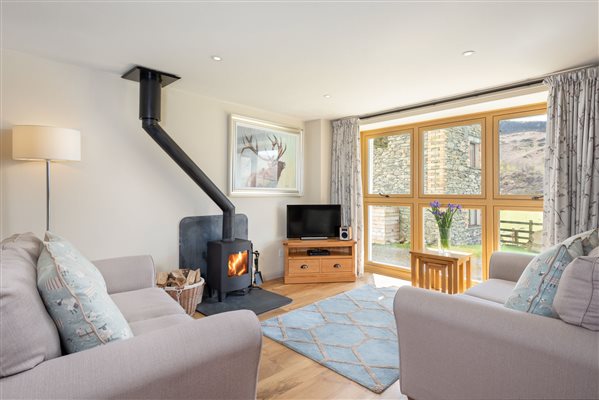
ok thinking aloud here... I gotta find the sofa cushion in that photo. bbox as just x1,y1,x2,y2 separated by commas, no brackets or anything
0,233,62,377
455,293,507,308
588,246,599,257
504,243,574,318
563,228,599,255
464,279,516,304
37,232,133,354
553,256,599,331
582,230,599,254
128,314,192,336
111,287,185,323
561,237,585,258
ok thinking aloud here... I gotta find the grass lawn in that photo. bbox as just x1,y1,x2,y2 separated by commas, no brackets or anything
500,244,539,255
374,242,536,266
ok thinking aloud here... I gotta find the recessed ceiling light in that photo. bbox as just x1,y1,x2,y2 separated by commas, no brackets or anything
211,55,222,61
462,50,476,57
323,94,331,99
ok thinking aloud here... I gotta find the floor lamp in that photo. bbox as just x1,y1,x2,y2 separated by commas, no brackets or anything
12,125,81,231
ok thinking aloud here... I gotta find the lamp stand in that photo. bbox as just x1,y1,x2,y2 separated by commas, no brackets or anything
46,160,50,231
12,126,81,231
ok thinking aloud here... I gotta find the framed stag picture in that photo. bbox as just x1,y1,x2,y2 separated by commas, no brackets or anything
229,115,303,196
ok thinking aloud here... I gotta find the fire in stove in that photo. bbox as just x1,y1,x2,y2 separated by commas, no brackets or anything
207,238,253,301
228,251,248,277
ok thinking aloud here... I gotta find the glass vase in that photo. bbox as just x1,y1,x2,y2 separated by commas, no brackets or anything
438,226,451,253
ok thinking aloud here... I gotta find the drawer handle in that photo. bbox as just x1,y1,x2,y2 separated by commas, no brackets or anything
300,264,309,269
333,263,342,269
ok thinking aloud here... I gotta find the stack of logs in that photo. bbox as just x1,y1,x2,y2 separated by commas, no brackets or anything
156,269,202,288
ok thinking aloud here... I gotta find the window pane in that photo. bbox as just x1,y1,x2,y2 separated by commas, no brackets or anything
368,132,411,195
368,205,411,268
498,114,546,196
423,206,483,281
423,123,482,195
498,210,543,254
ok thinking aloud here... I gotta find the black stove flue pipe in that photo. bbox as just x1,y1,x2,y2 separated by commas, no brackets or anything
122,66,236,242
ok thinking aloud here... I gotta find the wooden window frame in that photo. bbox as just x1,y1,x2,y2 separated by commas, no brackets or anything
361,103,546,281
493,205,544,253
493,107,548,200
363,202,414,281
419,117,486,199
363,129,414,199
418,203,488,280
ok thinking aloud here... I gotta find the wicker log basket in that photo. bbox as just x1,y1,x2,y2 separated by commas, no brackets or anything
157,269,205,315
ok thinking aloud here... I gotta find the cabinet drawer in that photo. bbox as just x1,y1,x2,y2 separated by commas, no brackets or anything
289,259,320,274
321,258,353,273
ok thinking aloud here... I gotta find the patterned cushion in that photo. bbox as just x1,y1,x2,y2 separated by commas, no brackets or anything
0,233,62,377
37,232,133,353
563,237,585,259
504,243,575,318
563,228,599,255
582,230,599,255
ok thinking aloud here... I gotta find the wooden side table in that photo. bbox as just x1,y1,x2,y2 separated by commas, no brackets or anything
410,249,472,294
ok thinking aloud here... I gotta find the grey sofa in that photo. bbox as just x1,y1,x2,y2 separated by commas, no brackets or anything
394,252,599,400
1,235,262,399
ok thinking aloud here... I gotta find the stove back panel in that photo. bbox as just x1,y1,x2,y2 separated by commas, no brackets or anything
179,214,248,278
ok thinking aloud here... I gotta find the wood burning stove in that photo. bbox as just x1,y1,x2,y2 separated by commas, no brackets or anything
123,66,253,303
208,239,253,302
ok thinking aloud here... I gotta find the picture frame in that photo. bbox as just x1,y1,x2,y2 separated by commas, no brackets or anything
229,114,303,196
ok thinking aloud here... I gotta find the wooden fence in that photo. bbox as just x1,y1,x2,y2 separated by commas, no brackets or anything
499,219,542,250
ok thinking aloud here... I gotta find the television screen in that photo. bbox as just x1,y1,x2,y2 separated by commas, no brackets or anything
287,204,341,239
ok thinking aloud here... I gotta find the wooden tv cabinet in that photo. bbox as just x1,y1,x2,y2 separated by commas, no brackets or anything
283,239,356,284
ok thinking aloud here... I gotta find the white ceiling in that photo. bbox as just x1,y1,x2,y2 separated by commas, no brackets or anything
2,1,598,120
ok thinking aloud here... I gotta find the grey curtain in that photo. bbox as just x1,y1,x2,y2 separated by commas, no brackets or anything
543,66,599,246
331,117,364,275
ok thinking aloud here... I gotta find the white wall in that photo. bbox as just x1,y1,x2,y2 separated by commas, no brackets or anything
1,50,331,279
304,119,332,204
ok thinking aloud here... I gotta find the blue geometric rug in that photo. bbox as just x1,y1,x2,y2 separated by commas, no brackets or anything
261,284,399,393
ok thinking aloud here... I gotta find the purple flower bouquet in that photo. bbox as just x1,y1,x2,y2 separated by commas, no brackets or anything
428,201,462,251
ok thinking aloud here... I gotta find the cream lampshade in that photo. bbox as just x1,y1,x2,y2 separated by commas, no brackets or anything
12,125,81,230
13,125,81,161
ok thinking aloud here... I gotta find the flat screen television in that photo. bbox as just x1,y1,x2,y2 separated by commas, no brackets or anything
287,204,341,239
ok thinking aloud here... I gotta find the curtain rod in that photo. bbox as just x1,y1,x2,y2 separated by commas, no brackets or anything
359,64,596,120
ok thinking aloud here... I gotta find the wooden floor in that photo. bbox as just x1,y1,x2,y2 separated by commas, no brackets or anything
197,273,409,400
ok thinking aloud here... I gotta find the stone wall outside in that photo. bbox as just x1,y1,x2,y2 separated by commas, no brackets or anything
370,124,482,246
371,134,411,195
422,124,481,195
370,206,410,245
